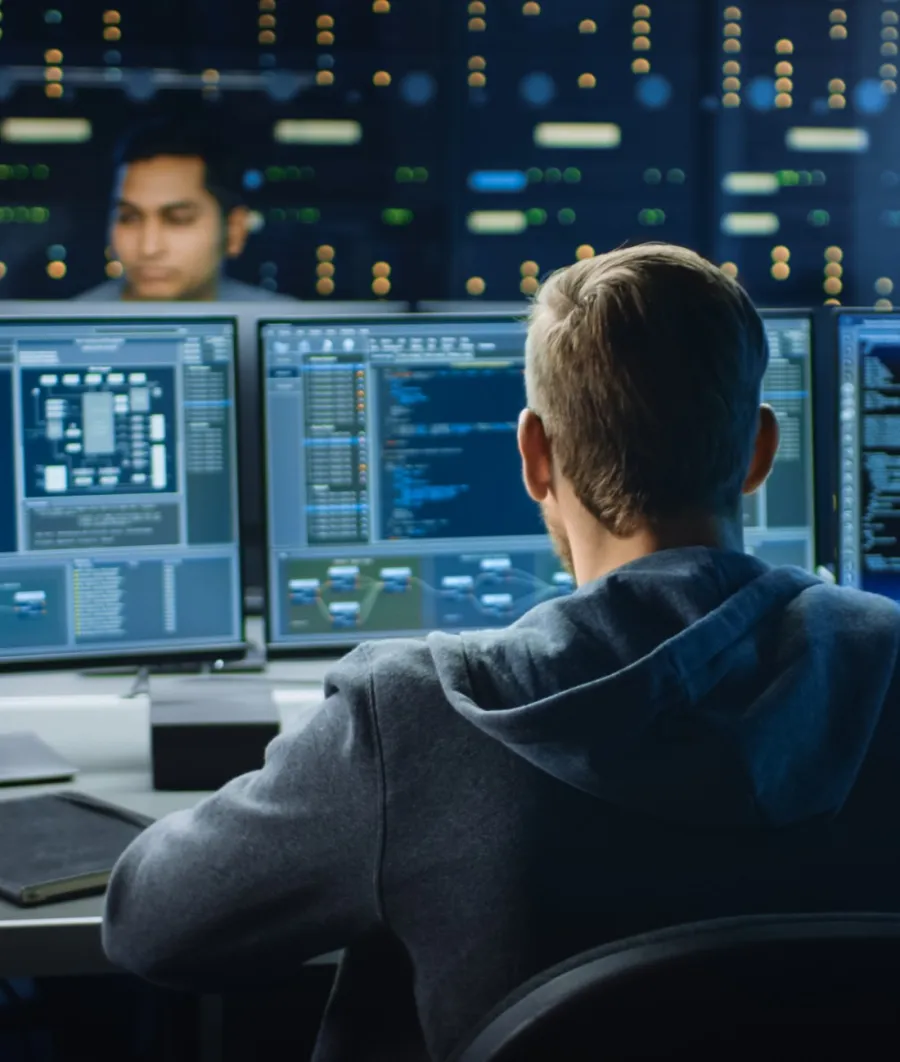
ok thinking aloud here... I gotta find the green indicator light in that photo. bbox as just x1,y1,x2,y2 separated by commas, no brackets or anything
382,207,414,225
638,208,666,226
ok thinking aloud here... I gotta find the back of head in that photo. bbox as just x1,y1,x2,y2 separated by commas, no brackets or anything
526,243,769,535
112,117,243,215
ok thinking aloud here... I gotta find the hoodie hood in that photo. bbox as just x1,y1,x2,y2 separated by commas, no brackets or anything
428,548,900,828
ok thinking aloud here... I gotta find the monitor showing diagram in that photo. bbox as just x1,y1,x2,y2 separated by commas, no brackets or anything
262,314,574,650
0,317,243,665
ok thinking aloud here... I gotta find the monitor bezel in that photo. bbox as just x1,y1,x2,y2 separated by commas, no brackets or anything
0,313,248,672
257,311,529,658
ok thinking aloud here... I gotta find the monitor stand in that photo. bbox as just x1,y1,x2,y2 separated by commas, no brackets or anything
125,666,151,700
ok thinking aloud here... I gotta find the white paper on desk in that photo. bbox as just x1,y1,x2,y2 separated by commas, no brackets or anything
0,694,150,772
272,688,324,734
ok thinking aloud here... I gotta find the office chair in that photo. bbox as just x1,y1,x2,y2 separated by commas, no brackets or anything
451,913,900,1062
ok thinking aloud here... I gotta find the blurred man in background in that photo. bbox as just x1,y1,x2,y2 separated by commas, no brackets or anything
77,119,293,302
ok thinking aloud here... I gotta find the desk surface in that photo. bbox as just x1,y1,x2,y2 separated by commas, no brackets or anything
0,624,332,774
0,770,194,921
0,629,343,976
0,771,202,976
0,772,340,975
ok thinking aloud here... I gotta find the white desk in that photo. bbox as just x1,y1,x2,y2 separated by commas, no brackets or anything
0,647,333,772
0,651,342,978
0,770,196,977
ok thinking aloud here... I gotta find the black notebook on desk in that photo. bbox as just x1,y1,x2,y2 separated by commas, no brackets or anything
0,792,154,907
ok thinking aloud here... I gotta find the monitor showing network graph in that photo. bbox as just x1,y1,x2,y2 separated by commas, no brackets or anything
744,311,817,570
0,317,244,667
837,311,900,598
261,313,568,650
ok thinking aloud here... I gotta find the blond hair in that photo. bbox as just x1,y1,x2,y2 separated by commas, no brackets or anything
526,243,768,535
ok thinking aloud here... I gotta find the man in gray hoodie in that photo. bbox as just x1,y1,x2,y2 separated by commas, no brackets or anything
102,243,900,1061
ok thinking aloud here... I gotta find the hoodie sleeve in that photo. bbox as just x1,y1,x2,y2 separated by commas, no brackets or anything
102,645,384,991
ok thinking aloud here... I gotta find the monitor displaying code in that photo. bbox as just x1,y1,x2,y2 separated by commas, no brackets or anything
262,310,817,651
838,312,900,599
262,314,572,649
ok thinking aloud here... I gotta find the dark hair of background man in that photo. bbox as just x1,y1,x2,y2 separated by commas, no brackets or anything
111,118,246,216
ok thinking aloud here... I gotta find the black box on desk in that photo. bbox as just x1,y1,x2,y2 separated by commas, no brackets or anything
150,687,280,791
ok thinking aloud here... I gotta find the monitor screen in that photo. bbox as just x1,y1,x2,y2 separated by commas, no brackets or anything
261,314,571,650
744,312,816,570
837,311,900,596
0,316,244,667
261,310,818,652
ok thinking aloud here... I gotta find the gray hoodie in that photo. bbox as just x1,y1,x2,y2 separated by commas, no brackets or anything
102,547,900,1061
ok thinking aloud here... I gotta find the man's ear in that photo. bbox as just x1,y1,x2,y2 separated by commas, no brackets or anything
742,404,780,496
518,408,553,503
225,207,250,259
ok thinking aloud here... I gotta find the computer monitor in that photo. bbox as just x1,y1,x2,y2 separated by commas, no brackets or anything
260,310,819,653
745,310,817,570
836,309,900,596
0,316,245,669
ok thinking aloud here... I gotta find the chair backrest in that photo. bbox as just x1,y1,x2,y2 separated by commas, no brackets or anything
451,913,900,1062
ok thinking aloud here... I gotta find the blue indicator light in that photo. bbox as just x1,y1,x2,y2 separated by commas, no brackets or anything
468,170,528,193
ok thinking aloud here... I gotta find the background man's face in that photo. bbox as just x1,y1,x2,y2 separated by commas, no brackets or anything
111,155,227,300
